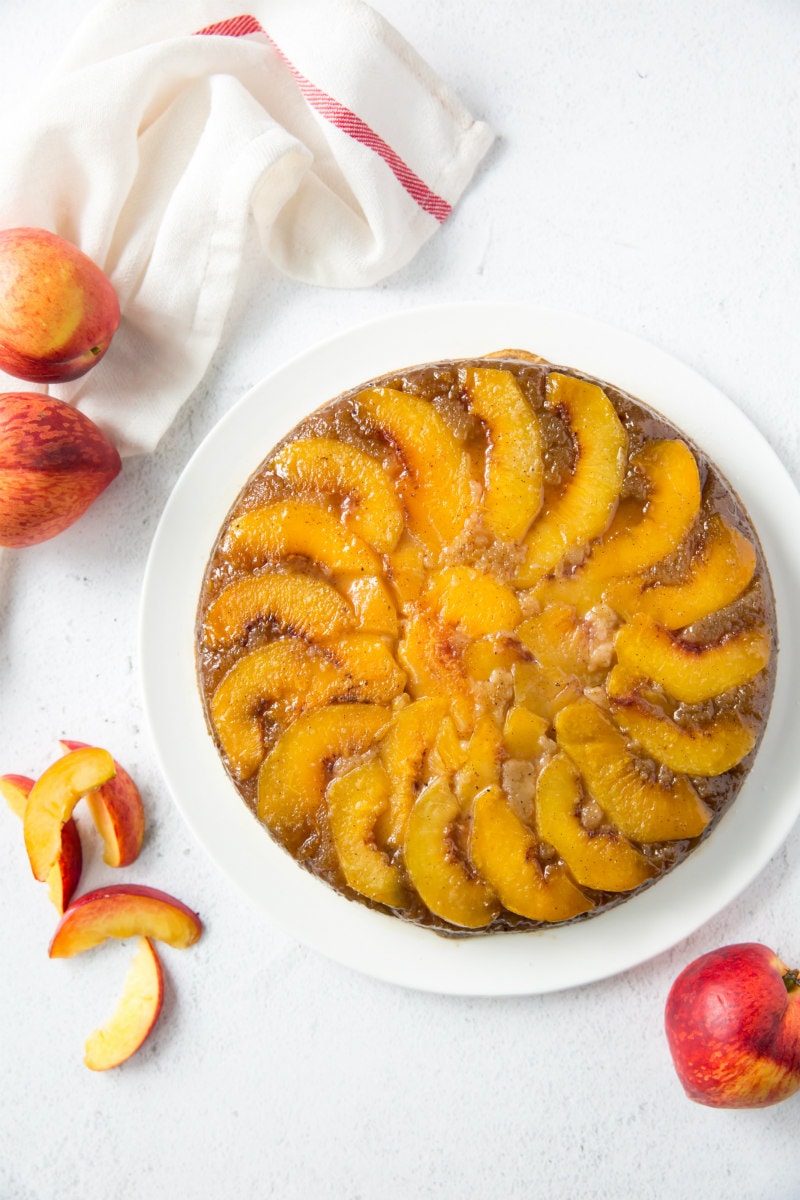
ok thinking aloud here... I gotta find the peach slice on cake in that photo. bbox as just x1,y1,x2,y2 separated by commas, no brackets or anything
201,569,356,649
554,698,711,842
328,760,408,908
516,603,613,684
257,703,391,853
606,515,757,629
462,366,543,541
24,747,115,883
354,386,473,550
424,565,522,638
515,373,628,586
512,659,582,725
535,754,654,893
462,635,526,682
49,884,202,957
614,613,771,704
404,778,499,929
454,713,504,805
502,706,548,758
220,499,382,575
398,610,474,734
386,534,427,608
84,937,164,1072
271,436,405,554
58,740,144,868
606,666,756,776
0,773,82,911
211,635,404,781
470,784,593,922
374,696,448,851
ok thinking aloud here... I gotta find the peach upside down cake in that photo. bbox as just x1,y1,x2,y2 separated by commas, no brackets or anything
196,353,776,935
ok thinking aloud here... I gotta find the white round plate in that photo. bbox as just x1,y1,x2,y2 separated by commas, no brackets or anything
140,302,800,996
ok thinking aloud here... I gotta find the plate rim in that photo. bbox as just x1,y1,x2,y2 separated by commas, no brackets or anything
139,301,800,996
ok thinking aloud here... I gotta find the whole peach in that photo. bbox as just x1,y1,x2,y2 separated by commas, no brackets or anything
0,227,120,382
0,392,121,547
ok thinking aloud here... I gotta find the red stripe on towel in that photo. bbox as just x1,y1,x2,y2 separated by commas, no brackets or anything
195,14,452,221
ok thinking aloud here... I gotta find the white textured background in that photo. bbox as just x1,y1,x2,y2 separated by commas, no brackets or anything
2,2,800,1198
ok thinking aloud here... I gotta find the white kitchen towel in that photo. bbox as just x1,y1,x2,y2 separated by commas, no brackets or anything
0,1,493,456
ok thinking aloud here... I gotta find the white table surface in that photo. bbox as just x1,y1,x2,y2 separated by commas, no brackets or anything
2,2,799,1198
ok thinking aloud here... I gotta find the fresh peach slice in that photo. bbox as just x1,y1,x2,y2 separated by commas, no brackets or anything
516,373,628,586
24,747,115,883
404,778,499,929
606,515,757,629
502,706,548,758
375,697,449,850
470,784,593,921
220,499,382,575
49,884,202,958
0,773,82,912
58,741,144,868
271,436,404,553
257,703,391,852
398,610,474,734
211,636,404,780
354,386,472,550
554,698,711,842
340,575,399,637
535,753,654,892
463,366,543,541
606,666,756,776
454,713,504,805
615,613,772,704
84,937,164,1072
202,569,355,649
512,659,582,725
328,760,408,908
424,565,522,638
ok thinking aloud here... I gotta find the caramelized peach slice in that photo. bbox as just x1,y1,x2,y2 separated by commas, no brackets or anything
220,500,382,575
470,784,592,921
502,706,548,758
554,698,711,842
404,778,499,929
24,747,116,882
84,937,163,1072
463,635,525,682
463,366,543,541
454,713,504,804
354,387,472,549
340,575,398,637
425,565,521,638
606,665,756,776
615,613,771,704
257,704,390,852
386,534,427,607
516,373,627,586
271,436,404,553
211,636,404,780
376,697,448,850
202,569,354,649
535,754,654,892
1,773,83,912
429,714,467,776
512,660,582,724
606,515,757,629
516,604,605,682
328,760,408,908
59,740,144,868
398,610,474,733
49,884,202,957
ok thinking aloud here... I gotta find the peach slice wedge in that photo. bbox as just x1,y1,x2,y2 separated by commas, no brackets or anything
84,936,164,1072
462,366,543,542
328,760,408,909
535,754,654,893
24,747,115,883
1,773,82,912
404,778,499,929
49,884,202,958
220,499,382,575
515,373,628,586
470,783,593,922
424,565,521,638
606,666,756,776
375,696,449,851
59,741,144,868
614,613,772,704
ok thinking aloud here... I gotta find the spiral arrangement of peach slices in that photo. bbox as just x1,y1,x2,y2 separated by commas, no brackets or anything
199,362,773,932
